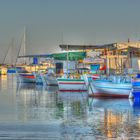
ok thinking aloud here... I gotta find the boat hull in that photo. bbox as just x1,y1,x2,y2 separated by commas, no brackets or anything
57,78,87,92
90,81,132,98
132,79,140,98
18,73,36,83
45,76,58,86
35,73,58,86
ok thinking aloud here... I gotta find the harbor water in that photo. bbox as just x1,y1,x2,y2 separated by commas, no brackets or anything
0,75,140,139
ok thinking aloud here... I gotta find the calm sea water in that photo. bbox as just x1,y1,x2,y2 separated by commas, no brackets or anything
0,75,140,139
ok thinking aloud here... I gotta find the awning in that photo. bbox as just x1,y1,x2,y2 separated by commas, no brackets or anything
52,52,86,61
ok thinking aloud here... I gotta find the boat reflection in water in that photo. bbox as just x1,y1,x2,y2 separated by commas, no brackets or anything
16,83,89,120
2,75,140,139
57,91,88,120
56,91,91,139
88,98,140,139
0,75,8,90
16,82,140,139
130,98,140,117
16,83,59,122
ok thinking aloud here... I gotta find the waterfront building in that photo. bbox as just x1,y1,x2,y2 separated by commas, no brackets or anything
59,41,140,74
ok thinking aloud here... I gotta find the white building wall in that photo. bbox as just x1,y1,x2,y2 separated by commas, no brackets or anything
132,57,140,70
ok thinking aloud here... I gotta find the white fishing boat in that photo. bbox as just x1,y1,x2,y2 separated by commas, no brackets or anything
55,47,87,91
44,68,57,86
35,68,58,86
57,77,87,91
44,73,58,86
89,76,132,98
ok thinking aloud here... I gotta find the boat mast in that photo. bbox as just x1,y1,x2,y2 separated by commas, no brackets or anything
15,37,23,66
23,27,26,64
11,38,14,65
2,44,11,65
2,38,15,65
15,28,26,66
67,45,69,77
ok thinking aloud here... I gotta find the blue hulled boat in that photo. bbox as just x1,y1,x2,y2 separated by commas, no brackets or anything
132,74,140,99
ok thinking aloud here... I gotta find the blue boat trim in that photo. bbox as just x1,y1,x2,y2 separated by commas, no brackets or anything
94,85,131,90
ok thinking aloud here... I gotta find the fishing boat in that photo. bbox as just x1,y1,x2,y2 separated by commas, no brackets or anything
36,73,58,86
35,68,58,86
17,72,36,83
7,66,16,74
89,76,132,98
45,73,58,86
16,67,36,83
57,77,87,92
53,49,87,91
131,74,140,99
56,61,88,92
44,68,58,86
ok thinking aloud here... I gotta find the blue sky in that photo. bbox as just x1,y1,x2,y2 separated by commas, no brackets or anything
0,0,140,57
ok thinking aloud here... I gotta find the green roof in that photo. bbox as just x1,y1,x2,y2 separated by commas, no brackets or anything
52,52,86,61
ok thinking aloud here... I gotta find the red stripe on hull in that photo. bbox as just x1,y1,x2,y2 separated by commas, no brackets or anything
20,75,35,79
89,93,129,98
59,89,87,92
59,82,85,85
24,76,35,79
